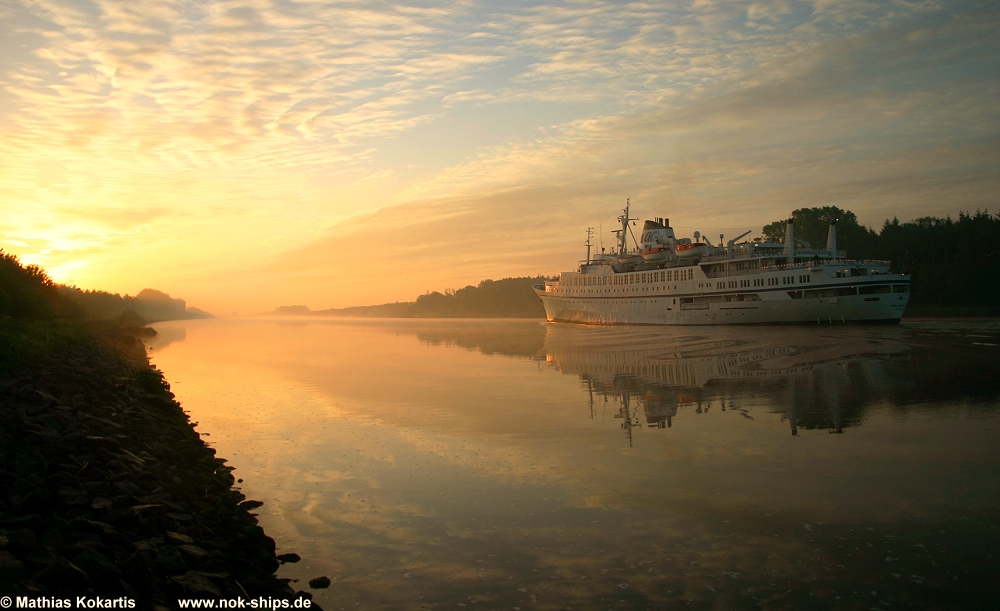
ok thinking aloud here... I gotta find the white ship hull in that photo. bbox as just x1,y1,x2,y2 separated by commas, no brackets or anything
534,263,909,325
542,204,909,326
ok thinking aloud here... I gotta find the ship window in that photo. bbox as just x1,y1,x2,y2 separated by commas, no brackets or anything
804,287,859,298
892,284,909,293
859,285,892,294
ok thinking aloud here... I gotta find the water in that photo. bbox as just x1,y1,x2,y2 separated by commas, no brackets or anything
147,318,1000,610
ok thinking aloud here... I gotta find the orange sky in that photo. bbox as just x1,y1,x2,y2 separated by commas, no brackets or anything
2,0,998,314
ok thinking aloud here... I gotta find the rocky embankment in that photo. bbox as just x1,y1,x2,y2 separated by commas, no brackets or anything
0,335,316,607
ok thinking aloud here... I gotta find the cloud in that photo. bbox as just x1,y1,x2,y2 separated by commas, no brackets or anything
0,0,996,310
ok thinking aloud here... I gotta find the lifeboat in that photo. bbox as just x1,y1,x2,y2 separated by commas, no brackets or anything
617,252,643,265
675,242,708,259
641,246,674,263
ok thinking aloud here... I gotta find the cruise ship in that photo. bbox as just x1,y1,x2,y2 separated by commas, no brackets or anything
533,201,910,325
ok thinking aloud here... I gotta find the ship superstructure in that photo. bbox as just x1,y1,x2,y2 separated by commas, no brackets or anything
533,201,910,325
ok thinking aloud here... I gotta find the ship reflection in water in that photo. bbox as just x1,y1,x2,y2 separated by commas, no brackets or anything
541,324,918,442
149,318,1000,611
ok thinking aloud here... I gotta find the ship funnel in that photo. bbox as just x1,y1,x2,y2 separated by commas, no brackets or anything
783,218,795,257
826,220,837,256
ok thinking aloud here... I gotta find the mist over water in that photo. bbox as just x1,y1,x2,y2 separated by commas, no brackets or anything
148,318,1000,610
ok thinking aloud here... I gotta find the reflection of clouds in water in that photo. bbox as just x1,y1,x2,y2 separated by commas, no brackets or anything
148,318,1000,610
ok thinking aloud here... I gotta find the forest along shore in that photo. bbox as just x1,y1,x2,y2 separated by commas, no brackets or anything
0,334,317,607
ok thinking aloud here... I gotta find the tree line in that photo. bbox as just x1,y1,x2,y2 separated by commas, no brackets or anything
759,207,1000,311
0,250,211,323
312,277,546,318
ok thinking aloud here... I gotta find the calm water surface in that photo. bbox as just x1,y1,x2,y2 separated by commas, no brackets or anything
147,318,1000,610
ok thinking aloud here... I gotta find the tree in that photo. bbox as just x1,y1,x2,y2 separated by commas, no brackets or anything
0,250,80,319
759,207,878,256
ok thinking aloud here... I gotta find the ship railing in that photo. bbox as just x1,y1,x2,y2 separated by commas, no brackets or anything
762,258,894,269
701,258,895,279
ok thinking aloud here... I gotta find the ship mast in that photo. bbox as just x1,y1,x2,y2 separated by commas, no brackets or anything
617,198,637,255
584,227,594,264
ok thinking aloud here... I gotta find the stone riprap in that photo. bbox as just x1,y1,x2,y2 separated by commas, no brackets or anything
0,337,317,608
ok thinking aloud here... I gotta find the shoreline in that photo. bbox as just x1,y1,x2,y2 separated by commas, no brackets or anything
0,333,318,607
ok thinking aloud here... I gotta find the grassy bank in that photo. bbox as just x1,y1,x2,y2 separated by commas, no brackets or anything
0,318,95,376
0,317,156,377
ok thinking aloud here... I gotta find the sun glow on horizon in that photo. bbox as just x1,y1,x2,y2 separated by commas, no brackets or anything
2,0,998,313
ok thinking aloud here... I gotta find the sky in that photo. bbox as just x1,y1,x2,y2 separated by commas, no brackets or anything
1,0,998,314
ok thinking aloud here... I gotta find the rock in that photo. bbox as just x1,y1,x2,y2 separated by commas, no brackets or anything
276,553,301,564
309,576,331,589
171,571,225,597
6,528,38,552
0,550,26,581
156,545,188,575
71,548,122,584
113,481,142,495
166,531,194,544
81,480,112,495
57,486,90,507
34,557,92,591
20,487,53,512
240,500,264,510
178,544,210,560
